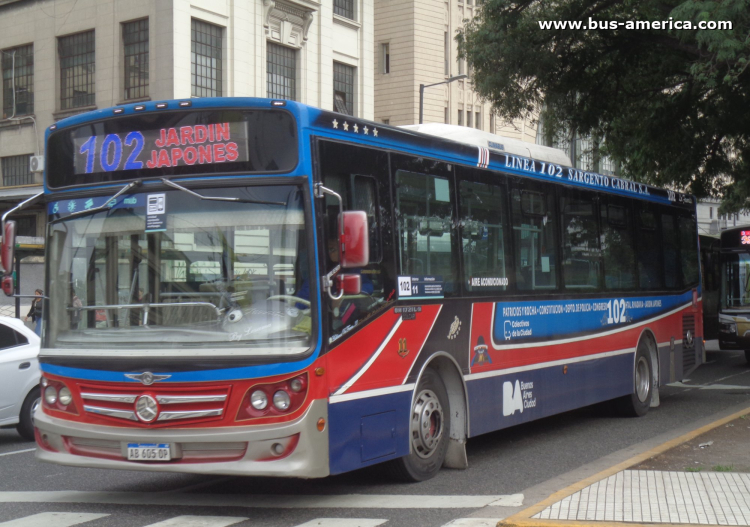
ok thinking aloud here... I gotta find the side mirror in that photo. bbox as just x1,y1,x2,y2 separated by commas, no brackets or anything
339,211,369,268
1,220,16,276
335,273,362,295
1,275,12,297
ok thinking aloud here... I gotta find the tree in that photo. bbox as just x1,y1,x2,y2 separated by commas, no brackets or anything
457,0,750,211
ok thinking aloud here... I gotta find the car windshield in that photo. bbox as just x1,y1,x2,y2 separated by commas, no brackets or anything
722,252,750,310
45,184,314,356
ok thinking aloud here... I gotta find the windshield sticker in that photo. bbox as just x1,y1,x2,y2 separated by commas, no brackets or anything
145,193,166,232
397,276,444,299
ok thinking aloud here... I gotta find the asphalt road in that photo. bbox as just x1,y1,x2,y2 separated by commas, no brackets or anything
1,343,749,527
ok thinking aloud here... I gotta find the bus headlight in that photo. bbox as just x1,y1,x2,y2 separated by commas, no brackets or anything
58,387,72,406
273,390,291,411
250,390,268,410
44,386,58,405
719,322,737,334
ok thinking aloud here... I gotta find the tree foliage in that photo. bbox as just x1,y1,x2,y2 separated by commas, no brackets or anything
457,0,750,210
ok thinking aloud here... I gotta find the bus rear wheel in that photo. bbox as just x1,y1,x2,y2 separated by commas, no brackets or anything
616,340,653,417
388,368,450,482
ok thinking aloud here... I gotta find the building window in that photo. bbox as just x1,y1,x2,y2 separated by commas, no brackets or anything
467,110,473,128
445,107,449,124
1,154,33,187
59,31,95,110
476,111,481,129
444,32,449,75
2,44,33,117
191,19,222,98
14,215,36,237
334,0,354,20
490,113,495,132
458,57,465,75
381,43,390,74
123,19,149,100
333,62,355,116
382,119,389,125
458,109,463,126
267,43,296,100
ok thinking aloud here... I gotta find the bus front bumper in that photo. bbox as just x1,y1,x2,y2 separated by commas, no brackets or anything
33,398,330,478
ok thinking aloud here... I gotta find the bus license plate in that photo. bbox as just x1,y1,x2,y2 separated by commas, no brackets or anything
127,443,171,461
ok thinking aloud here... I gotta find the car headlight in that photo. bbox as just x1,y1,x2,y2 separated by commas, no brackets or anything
273,390,291,411
250,390,268,410
44,386,58,405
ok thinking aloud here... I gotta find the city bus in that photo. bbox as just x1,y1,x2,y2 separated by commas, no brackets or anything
0,98,703,481
716,226,750,362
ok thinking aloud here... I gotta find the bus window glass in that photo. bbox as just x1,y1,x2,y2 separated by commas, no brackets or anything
679,216,699,287
317,141,390,340
46,185,313,354
396,170,457,294
459,178,510,293
601,202,636,290
560,189,601,290
511,184,557,291
662,213,680,289
722,253,750,309
636,209,662,289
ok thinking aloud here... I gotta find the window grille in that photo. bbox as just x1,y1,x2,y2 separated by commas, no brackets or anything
123,19,149,100
14,216,36,237
59,31,95,110
267,43,296,100
334,0,354,20
2,44,33,117
1,154,33,187
191,19,222,97
333,62,354,116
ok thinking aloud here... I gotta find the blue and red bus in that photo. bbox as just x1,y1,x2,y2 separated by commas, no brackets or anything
0,98,702,481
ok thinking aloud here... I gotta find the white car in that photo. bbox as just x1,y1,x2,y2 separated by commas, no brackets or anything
0,316,41,440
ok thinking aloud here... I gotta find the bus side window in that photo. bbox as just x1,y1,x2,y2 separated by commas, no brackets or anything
395,169,458,295
662,212,681,289
636,208,662,289
510,182,558,291
679,215,699,287
601,200,637,290
560,189,602,290
458,173,510,293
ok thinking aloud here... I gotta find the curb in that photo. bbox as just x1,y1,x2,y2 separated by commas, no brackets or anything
499,404,750,527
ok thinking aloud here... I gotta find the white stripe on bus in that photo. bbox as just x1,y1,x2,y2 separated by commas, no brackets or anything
332,317,403,396
330,383,415,404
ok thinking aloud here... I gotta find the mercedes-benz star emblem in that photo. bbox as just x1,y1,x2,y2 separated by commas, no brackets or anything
686,330,694,347
124,372,171,385
135,395,159,422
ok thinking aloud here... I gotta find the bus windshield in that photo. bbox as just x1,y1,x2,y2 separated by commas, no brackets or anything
45,184,313,356
722,252,750,310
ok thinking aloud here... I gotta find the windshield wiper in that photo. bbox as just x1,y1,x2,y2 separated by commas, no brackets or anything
50,180,143,224
161,178,286,206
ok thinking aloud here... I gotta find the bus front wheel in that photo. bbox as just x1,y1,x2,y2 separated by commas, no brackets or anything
388,368,450,482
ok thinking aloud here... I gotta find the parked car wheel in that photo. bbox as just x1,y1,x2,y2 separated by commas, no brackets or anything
17,386,40,441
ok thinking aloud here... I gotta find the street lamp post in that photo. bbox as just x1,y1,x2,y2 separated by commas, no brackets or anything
419,74,468,124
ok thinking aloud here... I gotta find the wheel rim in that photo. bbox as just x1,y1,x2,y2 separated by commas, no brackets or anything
30,397,40,427
635,356,650,403
410,389,444,459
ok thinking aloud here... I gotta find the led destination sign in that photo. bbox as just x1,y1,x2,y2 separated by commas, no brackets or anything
74,122,248,175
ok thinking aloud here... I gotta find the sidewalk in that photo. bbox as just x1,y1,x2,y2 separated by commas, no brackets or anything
502,406,750,527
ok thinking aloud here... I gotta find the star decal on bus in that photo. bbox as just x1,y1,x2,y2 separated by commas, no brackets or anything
353,124,359,133
332,119,339,129
373,128,378,137
343,122,349,131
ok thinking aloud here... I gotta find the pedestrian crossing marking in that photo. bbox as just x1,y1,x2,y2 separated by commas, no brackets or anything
0,512,108,527
441,520,502,526
141,516,248,527
293,520,387,527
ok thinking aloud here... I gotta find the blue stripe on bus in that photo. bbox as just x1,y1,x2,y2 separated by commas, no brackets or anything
493,291,692,344
328,390,412,475
466,351,634,437
40,355,320,383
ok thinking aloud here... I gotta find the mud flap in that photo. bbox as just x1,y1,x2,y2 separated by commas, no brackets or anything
443,437,468,469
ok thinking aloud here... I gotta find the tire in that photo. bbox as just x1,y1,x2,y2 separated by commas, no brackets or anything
388,368,450,482
616,340,653,417
16,387,40,442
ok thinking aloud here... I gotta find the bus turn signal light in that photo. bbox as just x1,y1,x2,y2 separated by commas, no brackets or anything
317,418,326,432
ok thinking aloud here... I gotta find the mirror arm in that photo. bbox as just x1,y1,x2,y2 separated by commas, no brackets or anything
1,191,43,238
314,183,346,301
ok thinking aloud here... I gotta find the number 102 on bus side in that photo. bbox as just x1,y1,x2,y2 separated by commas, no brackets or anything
397,276,444,299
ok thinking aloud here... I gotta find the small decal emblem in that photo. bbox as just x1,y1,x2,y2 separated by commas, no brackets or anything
471,336,492,367
398,338,409,358
447,316,461,340
125,372,171,385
